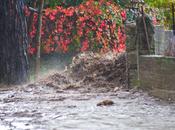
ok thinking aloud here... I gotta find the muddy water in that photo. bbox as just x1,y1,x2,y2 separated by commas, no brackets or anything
0,85,175,130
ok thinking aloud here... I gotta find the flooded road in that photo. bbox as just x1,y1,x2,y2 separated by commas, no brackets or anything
0,85,175,130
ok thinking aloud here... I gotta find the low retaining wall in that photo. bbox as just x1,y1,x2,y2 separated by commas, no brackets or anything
126,23,175,100
139,55,175,100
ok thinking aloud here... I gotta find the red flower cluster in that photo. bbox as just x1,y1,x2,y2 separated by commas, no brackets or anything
28,0,126,54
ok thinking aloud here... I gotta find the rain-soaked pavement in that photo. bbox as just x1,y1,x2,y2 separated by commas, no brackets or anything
0,85,175,130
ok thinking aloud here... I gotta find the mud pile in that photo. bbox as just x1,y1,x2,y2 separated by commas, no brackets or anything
38,51,127,93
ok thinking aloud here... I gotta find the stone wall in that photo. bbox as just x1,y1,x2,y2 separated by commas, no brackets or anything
154,25,165,55
125,23,138,87
126,23,175,100
139,55,175,100
154,25,175,56
125,23,137,52
125,22,154,87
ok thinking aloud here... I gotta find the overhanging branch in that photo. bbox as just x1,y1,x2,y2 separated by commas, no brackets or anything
29,7,38,12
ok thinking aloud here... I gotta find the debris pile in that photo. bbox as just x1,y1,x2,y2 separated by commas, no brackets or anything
38,51,127,93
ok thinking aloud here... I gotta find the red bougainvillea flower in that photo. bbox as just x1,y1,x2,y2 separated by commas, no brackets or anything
152,16,157,25
94,9,102,15
49,14,56,21
28,45,36,55
117,27,126,51
81,40,89,52
121,10,127,21
63,7,75,17
45,8,51,16
28,0,126,54
51,9,58,16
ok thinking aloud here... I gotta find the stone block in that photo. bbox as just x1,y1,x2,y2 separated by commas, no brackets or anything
139,55,175,100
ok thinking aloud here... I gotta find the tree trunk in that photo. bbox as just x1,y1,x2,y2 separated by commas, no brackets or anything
0,0,29,84
35,0,44,80
27,0,37,34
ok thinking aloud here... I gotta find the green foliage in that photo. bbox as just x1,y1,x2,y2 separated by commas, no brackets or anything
113,0,130,8
28,0,131,8
45,0,84,7
145,0,174,29
145,0,174,8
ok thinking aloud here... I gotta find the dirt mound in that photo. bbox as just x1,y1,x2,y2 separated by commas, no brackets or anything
35,51,127,93
68,51,127,86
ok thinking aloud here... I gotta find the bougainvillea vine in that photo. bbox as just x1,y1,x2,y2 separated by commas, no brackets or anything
27,0,127,55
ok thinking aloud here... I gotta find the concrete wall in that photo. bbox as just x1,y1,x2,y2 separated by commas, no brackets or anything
126,23,175,100
154,25,165,55
125,23,138,87
154,25,174,56
139,55,175,100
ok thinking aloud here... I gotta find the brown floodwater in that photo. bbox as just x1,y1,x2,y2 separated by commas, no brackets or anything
0,85,175,130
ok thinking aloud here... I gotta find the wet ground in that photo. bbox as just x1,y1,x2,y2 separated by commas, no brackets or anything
1,52,175,130
0,85,175,130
